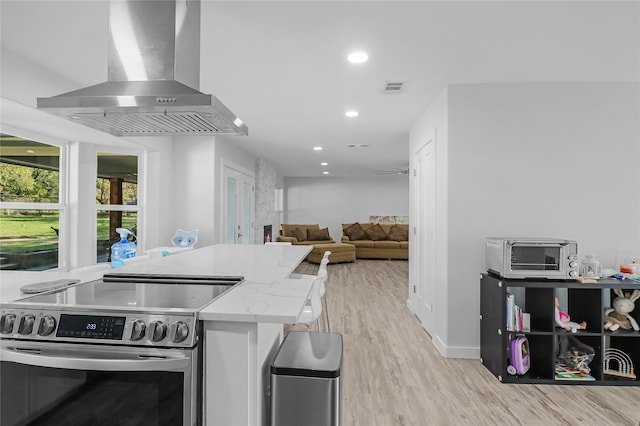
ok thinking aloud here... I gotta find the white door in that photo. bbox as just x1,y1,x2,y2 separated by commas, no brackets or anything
223,164,254,244
411,134,436,335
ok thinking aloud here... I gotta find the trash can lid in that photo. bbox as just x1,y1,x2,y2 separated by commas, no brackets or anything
271,332,343,378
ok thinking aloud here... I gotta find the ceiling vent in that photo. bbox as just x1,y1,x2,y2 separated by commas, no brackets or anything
375,168,409,176
382,81,405,94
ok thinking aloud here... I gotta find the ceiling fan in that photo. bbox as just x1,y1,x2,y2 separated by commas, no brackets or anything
374,168,409,176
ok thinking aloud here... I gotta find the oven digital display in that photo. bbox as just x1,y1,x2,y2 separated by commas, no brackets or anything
56,314,126,340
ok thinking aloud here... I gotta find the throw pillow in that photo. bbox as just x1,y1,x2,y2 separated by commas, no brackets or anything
307,227,331,241
292,227,306,242
365,224,388,241
387,225,409,242
344,222,367,241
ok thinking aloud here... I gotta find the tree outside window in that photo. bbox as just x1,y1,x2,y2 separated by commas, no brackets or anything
0,134,63,270
96,152,139,263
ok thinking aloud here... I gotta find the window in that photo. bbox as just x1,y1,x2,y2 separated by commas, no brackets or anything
95,152,139,263
0,133,66,270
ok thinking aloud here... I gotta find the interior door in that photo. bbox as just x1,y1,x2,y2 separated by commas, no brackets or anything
411,134,436,335
223,164,254,244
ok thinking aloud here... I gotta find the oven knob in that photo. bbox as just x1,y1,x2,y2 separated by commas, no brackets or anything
130,319,147,341
0,313,16,334
569,261,577,268
18,314,36,335
171,321,189,343
37,315,57,336
569,270,578,278
150,321,167,342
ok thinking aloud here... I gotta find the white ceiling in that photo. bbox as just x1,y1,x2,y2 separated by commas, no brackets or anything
1,1,638,177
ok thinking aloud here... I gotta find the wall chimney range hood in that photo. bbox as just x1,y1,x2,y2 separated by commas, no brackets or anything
37,0,248,137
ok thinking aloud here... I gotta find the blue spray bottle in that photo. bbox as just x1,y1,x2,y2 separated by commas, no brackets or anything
111,228,137,268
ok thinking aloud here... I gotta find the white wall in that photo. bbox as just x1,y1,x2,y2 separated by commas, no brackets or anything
213,136,257,244
1,47,79,109
410,81,640,358
283,176,409,242
66,142,97,269
166,136,256,247
137,138,176,250
171,137,217,247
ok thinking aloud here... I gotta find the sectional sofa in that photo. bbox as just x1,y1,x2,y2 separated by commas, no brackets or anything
341,222,409,260
277,224,356,263
277,224,334,245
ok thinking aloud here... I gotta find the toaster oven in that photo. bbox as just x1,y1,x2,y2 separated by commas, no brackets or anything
486,237,579,280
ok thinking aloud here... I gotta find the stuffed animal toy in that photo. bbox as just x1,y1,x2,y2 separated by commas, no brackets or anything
172,229,198,248
604,289,640,331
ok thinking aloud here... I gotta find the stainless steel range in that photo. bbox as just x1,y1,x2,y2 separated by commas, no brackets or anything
0,273,243,426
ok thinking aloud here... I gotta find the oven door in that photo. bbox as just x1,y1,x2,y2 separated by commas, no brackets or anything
0,340,200,426
508,242,566,278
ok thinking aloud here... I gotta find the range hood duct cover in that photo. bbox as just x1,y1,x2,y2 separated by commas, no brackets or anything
37,0,247,137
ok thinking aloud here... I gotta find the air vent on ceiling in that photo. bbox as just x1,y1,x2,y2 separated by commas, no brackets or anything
382,81,404,94
375,168,409,176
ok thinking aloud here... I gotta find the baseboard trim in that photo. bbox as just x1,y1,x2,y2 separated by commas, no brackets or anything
406,297,415,314
432,335,479,359
407,296,479,359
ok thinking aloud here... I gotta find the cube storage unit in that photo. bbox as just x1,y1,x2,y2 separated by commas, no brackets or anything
480,273,639,385
270,331,343,426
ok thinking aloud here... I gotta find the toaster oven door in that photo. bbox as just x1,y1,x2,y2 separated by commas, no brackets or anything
510,243,563,273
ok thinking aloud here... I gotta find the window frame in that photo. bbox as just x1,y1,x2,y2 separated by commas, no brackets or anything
0,126,69,270
94,147,145,263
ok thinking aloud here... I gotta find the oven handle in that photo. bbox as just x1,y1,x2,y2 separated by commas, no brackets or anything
0,347,190,371
509,241,568,247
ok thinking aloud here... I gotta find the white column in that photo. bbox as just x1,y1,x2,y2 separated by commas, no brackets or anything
203,321,282,426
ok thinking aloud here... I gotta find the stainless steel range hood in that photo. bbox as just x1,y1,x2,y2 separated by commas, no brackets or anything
37,0,248,137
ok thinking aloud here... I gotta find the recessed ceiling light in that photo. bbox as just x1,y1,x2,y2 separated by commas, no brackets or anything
321,162,328,166
313,146,323,151
347,51,368,64
345,110,359,118
323,171,330,175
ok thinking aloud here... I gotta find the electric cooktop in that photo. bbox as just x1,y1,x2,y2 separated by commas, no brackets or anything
0,274,244,347
14,273,244,311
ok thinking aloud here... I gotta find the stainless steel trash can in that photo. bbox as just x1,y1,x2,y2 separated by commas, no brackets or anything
270,331,343,426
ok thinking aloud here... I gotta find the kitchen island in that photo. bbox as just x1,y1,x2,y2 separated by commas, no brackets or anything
121,244,315,426
0,244,314,426
116,244,314,426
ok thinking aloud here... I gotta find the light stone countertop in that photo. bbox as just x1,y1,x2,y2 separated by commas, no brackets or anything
115,244,312,284
0,244,314,324
198,277,314,323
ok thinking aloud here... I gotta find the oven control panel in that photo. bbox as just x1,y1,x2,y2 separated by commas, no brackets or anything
0,309,198,347
56,314,127,340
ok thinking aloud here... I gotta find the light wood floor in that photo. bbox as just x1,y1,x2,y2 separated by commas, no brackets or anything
291,259,640,426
